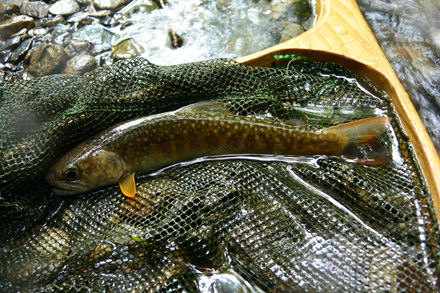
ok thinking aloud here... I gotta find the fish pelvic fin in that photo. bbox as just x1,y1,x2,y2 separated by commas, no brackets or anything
119,172,136,197
331,117,391,165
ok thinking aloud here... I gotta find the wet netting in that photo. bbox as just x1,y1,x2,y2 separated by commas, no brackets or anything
0,57,439,291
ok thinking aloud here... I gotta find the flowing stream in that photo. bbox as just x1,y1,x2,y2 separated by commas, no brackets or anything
357,0,440,154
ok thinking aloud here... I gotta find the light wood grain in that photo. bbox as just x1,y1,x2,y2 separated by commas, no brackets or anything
236,0,440,221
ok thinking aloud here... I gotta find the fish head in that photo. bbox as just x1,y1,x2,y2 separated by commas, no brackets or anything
46,147,126,196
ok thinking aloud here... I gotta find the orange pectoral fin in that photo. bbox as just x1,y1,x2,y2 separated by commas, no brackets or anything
119,173,136,197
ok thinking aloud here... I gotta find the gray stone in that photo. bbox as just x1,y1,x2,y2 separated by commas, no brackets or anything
46,15,65,27
112,38,144,60
26,43,69,77
20,1,50,18
4,0,24,5
67,39,91,54
10,37,33,63
0,34,24,51
76,0,91,5
62,54,97,75
94,0,132,11
0,15,34,40
28,27,48,37
72,23,119,51
270,0,303,20
49,0,80,16
280,22,304,43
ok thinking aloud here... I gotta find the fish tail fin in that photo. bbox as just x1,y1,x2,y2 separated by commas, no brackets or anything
331,117,391,165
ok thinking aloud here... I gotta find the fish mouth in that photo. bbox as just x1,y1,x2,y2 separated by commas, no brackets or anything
51,182,85,196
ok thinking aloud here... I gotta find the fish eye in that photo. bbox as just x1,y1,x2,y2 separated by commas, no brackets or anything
62,165,81,181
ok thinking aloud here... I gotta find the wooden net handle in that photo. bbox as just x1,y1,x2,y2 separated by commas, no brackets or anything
236,0,440,221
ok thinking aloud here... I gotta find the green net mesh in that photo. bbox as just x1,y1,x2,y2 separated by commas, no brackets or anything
0,57,439,291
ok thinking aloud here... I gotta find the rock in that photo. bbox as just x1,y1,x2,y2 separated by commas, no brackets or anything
62,54,97,75
112,38,144,60
67,39,91,54
0,2,21,20
46,15,65,27
270,0,304,21
280,22,304,43
152,0,168,9
168,29,184,49
66,11,91,24
10,27,27,38
89,9,113,17
76,0,91,5
49,0,80,16
26,43,69,77
0,34,25,51
72,22,119,51
100,15,119,27
94,0,132,11
120,21,134,31
4,0,24,5
20,1,50,18
10,36,33,63
2,0,23,14
52,23,73,45
0,15,34,40
0,50,12,64
28,27,48,37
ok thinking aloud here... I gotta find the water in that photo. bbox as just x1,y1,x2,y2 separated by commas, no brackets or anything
356,0,440,153
85,0,313,65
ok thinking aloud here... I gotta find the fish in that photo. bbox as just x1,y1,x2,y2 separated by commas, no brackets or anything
45,101,390,197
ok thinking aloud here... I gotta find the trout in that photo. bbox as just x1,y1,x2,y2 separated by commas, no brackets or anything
46,101,390,197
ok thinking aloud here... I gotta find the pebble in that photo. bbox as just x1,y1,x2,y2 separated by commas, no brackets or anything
49,0,80,16
94,0,132,11
10,36,32,63
280,22,304,43
28,27,48,37
26,43,69,77
112,38,144,60
168,29,184,49
2,0,23,11
46,15,65,27
72,22,118,51
62,54,97,75
270,0,304,21
20,1,49,19
0,34,24,51
0,15,34,40
67,39,91,54
66,11,91,24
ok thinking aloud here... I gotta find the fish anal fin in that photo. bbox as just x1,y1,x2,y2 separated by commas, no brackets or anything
332,117,391,165
341,141,391,165
176,101,233,115
119,172,136,197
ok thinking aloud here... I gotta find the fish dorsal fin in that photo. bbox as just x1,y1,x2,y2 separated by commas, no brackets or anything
176,101,233,115
119,172,136,197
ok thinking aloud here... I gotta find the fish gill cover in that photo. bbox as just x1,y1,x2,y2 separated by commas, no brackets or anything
0,57,439,291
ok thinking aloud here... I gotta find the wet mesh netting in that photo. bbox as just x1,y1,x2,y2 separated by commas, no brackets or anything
0,57,439,291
